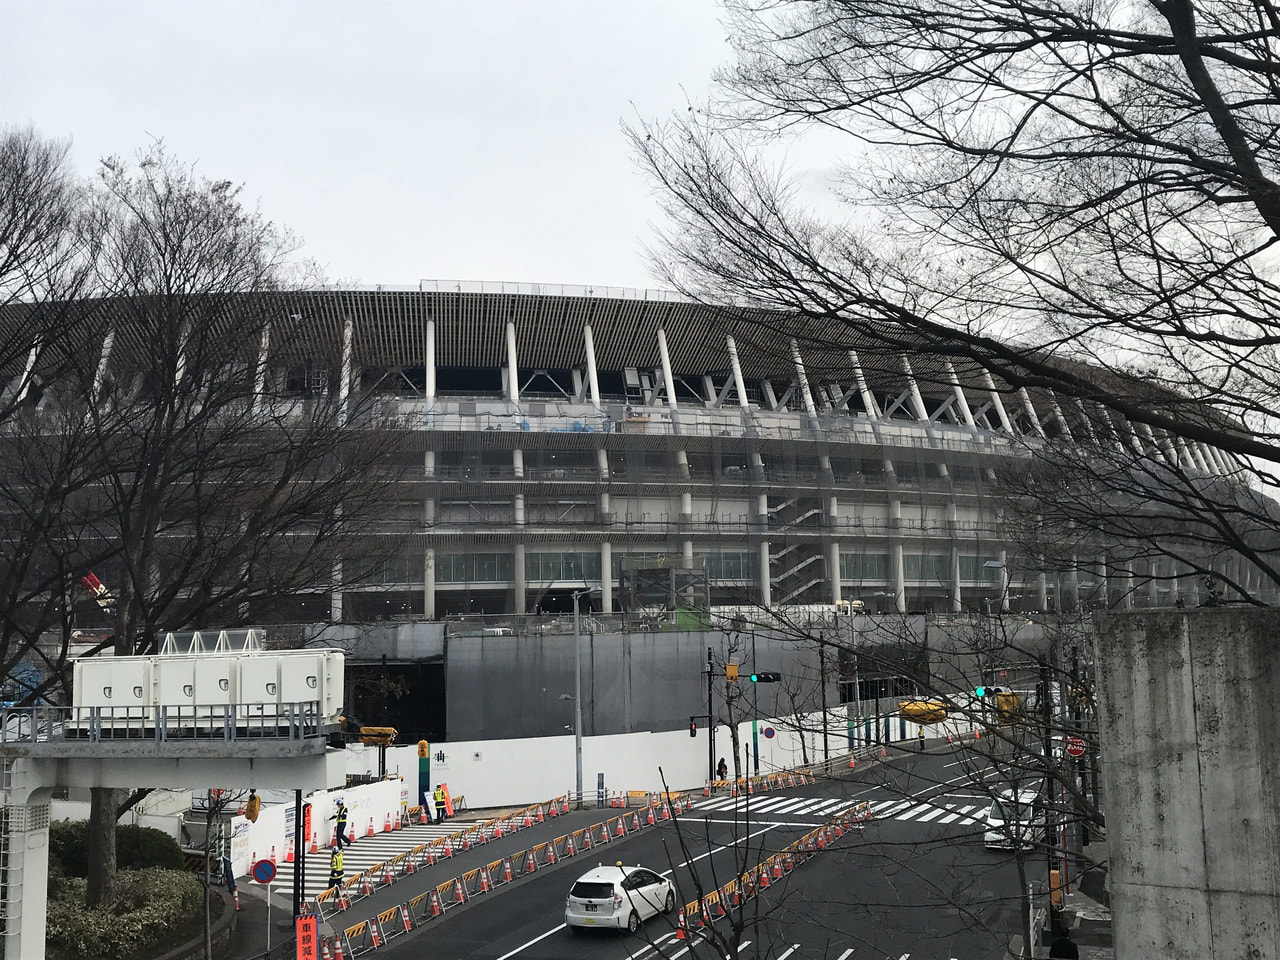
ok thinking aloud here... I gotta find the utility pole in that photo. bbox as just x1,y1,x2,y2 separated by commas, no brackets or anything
706,646,715,780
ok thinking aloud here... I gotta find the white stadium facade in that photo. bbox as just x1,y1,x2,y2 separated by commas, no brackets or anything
245,281,1258,624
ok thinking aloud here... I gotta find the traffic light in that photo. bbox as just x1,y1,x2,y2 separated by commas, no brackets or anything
975,685,987,698
749,671,782,683
689,717,697,737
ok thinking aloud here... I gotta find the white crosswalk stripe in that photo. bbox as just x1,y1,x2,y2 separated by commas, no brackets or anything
265,821,489,897
698,794,989,827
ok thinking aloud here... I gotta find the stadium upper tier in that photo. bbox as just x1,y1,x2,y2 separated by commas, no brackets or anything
7,282,1249,619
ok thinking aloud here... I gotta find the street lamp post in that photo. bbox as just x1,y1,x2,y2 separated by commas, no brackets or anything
571,587,595,809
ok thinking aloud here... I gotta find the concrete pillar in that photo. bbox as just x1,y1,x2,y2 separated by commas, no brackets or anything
791,339,818,417
505,320,519,403
514,543,526,613
514,494,525,526
513,448,524,479
675,448,690,479
726,335,750,409
331,558,343,622
339,317,354,424
425,318,436,402
998,549,1010,612
950,545,962,613
680,491,693,521
849,349,882,418
945,360,976,427
829,540,842,605
682,540,694,568
4,800,51,960
759,541,772,607
891,541,906,613
583,323,602,408
596,447,610,480
657,328,678,413
600,541,613,613
424,547,436,620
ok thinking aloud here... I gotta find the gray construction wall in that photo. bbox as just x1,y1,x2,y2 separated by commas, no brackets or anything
444,628,833,739
1094,609,1280,960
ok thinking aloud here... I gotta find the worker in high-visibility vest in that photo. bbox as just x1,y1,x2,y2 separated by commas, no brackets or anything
327,848,344,892
329,798,351,848
433,785,447,823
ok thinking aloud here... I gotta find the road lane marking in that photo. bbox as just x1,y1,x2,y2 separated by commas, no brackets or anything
835,951,854,960
777,946,801,959
493,923,567,960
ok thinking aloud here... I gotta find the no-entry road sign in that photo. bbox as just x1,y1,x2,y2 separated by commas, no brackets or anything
1065,736,1087,758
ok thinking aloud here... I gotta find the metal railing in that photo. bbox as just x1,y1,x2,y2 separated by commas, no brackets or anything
0,702,327,746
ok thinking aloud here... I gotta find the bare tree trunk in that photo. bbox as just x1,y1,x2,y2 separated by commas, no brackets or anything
85,787,121,907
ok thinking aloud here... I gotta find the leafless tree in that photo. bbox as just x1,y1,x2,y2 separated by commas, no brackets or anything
629,0,1280,595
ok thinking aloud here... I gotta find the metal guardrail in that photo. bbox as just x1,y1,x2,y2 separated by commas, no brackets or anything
0,702,326,745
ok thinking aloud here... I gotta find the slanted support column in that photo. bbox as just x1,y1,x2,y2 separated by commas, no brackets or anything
791,339,818,418
1018,388,1046,438
600,541,613,613
726,335,750,409
514,544,527,613
891,541,906,613
945,361,976,427
849,349,882,419
982,372,1015,433
330,558,343,622
657,328,680,430
949,544,962,613
583,323,602,408
251,325,269,412
339,317,354,424
505,320,519,403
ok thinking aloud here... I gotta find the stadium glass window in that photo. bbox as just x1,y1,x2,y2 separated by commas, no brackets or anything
840,553,891,581
903,555,951,582
696,551,758,581
959,556,1004,581
526,552,602,582
435,553,514,583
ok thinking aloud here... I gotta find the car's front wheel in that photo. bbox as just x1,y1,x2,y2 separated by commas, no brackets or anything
663,890,675,914
625,910,639,935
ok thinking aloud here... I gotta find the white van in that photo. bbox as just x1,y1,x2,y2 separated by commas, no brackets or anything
983,789,1041,849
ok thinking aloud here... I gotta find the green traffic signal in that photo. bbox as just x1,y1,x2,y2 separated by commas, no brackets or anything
975,685,986,697
750,671,781,683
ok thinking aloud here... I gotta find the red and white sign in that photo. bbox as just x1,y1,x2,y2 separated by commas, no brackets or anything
1065,736,1087,758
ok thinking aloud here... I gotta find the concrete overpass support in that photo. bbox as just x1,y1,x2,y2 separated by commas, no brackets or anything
1094,609,1280,960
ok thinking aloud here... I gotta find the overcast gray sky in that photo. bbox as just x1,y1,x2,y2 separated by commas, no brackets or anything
1,1,730,290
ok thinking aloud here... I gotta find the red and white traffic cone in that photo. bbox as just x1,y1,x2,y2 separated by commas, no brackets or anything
676,908,687,940
383,813,392,833
285,839,294,863
479,866,491,893
453,878,466,903
394,812,403,831
369,921,382,949
419,806,429,824
545,842,556,865
631,811,641,831
366,818,376,838
333,937,345,960
399,903,412,932
536,805,545,822
442,836,452,857
321,939,333,960
523,809,533,827
269,846,277,865
561,796,569,814
502,858,514,882
615,818,626,837
549,799,558,818
704,780,711,796
646,806,656,826
565,832,577,856
524,849,537,873
428,889,443,917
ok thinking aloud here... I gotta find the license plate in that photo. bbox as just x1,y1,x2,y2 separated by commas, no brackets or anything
584,918,596,925
585,904,597,912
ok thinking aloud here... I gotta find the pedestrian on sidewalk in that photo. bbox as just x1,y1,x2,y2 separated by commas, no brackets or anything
330,798,352,848
433,784,447,823
327,848,344,893
716,757,728,781
918,728,925,750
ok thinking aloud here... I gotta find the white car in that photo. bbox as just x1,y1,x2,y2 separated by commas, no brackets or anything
565,862,676,934
983,789,1041,849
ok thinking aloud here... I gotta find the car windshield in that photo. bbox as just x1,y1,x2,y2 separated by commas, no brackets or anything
570,881,616,900
991,798,1033,822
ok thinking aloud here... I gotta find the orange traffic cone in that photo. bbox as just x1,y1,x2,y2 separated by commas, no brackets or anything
583,827,592,850
536,805,544,822
561,796,569,814
285,839,294,863
881,747,888,757
975,729,981,740
334,937,345,960
269,846,277,865
662,802,671,820
631,811,641,831
383,813,392,833
549,799,558,818
524,848,537,873
545,843,557,865
772,858,783,880
399,903,412,932
849,757,856,769
321,939,333,960
615,817,626,837
419,806,429,825
428,889,443,917
479,866,491,893
310,831,320,855
523,809,533,827
442,836,452,857
369,921,382,949
704,780,711,796
565,832,577,856
502,858,514,882
366,818,376,838
676,908,687,939
453,878,466,903
394,811,403,831
647,806,656,826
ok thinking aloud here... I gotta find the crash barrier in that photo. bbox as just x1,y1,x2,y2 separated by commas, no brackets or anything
677,799,874,937
316,760,824,955
704,767,817,797
320,794,703,956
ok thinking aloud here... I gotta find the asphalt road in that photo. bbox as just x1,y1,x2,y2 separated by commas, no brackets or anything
369,747,1037,960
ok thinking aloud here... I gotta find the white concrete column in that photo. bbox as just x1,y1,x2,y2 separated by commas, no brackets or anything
424,548,436,619
600,541,613,613
680,491,693,520
513,448,525,479
583,323,602,408
330,557,343,622
950,545,962,613
514,494,526,526
726,335,750,409
596,447,610,480
251,325,269,413
5,802,51,960
982,372,1015,433
998,550,1010,612
791,339,818,417
675,448,690,479
514,543,527,613
424,449,436,478
1018,388,1046,438
891,542,906,613
425,318,436,402
901,356,930,421
945,361,976,427
657,328,678,413
339,317,354,424
849,349,883,418
758,541,772,606
505,320,519,403
1037,573,1049,612
682,539,694,568
829,541,842,605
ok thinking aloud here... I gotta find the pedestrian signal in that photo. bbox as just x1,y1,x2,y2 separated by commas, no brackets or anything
689,718,697,738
